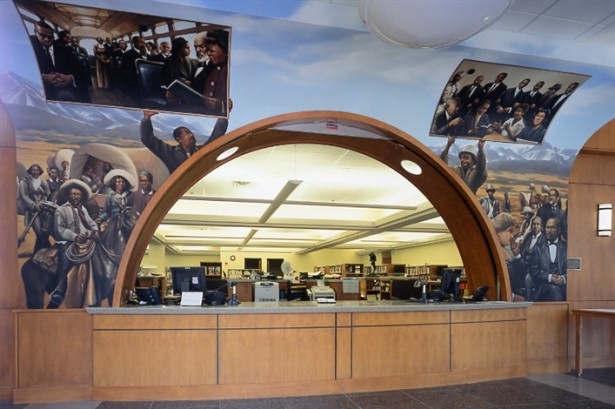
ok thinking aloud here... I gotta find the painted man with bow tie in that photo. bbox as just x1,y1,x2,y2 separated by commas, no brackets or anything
528,217,567,301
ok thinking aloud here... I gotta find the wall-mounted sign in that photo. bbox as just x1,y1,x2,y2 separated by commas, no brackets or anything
567,258,582,270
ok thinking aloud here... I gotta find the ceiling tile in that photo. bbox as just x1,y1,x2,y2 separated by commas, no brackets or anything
543,0,615,23
522,15,595,39
509,0,557,14
490,10,539,31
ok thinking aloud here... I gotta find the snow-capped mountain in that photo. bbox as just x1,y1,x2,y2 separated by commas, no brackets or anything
0,71,219,138
428,137,577,175
1,70,578,173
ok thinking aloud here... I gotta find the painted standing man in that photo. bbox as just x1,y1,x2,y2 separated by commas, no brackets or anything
440,137,488,194
528,217,567,301
132,170,156,214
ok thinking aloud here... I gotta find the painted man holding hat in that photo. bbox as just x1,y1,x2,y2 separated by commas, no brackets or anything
48,179,99,308
439,136,487,194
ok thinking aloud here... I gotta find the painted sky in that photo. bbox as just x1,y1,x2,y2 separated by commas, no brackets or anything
1,0,614,150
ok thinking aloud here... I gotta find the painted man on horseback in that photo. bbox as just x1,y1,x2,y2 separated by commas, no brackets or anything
47,179,99,308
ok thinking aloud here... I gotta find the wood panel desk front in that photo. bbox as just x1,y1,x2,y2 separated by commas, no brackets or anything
571,308,615,376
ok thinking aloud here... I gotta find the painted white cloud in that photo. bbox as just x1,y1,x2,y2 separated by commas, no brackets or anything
289,1,368,32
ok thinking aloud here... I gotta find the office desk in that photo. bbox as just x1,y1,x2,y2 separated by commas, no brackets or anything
572,308,615,376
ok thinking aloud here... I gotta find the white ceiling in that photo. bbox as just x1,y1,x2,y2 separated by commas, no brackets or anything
156,143,449,256
491,0,615,46
306,0,615,67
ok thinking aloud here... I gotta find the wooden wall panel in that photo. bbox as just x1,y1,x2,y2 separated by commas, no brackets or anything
218,328,336,384
568,119,615,302
15,310,92,388
352,324,450,378
0,311,15,399
526,303,569,374
219,313,335,329
352,311,449,326
93,314,216,329
336,313,352,379
451,320,527,375
451,308,526,323
93,329,217,387
0,99,19,401
566,184,615,301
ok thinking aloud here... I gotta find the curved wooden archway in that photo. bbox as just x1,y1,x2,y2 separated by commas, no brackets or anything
113,111,509,306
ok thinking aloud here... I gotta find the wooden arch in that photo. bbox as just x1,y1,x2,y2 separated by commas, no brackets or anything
113,111,509,306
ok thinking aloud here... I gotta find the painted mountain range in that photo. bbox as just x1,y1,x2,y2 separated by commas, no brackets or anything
1,70,577,176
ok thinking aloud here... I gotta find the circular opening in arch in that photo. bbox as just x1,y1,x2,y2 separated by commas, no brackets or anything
401,159,422,175
216,146,239,161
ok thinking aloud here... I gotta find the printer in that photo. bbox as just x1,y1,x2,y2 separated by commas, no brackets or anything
306,280,336,301
254,281,279,302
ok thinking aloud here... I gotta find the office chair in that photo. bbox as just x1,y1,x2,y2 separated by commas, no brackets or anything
135,58,167,108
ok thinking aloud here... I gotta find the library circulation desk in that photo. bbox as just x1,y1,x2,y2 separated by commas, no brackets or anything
13,301,530,403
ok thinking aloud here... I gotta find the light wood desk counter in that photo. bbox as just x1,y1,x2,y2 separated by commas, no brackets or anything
13,301,530,403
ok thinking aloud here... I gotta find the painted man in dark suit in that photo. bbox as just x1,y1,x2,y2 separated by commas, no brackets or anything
528,217,567,301
29,21,89,102
456,75,484,117
494,78,530,123
430,97,463,136
523,81,545,123
120,36,149,106
482,72,508,115
545,82,579,125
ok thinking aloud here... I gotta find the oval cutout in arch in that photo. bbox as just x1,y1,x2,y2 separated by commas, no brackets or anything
401,159,422,175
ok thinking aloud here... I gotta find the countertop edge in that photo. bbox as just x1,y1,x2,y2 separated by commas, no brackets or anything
86,301,532,315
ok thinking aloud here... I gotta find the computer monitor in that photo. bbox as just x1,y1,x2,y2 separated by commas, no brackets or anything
202,277,228,305
170,266,206,296
135,287,162,305
472,285,489,302
439,268,462,301
392,264,406,276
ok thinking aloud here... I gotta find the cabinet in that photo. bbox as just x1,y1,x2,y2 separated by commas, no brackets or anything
364,277,391,300
314,264,363,277
227,268,261,278
344,263,363,276
405,264,447,279
201,262,222,276
373,264,406,276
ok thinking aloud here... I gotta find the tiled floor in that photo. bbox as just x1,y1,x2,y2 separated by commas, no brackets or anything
2,369,614,409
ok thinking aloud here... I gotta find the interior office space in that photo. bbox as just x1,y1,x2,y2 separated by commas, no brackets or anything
1,0,615,404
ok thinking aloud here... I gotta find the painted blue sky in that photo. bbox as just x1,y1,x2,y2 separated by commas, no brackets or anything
1,0,614,150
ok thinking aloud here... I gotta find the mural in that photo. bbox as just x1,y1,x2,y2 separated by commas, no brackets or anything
13,0,231,119
2,0,614,308
433,59,587,302
431,59,591,144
